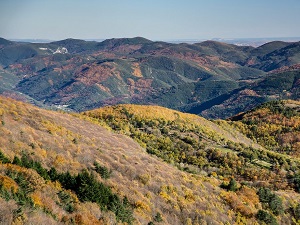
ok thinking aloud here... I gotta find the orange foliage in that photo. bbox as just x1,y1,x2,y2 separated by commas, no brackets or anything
220,187,259,218
132,62,143,77
0,175,18,193
30,191,43,207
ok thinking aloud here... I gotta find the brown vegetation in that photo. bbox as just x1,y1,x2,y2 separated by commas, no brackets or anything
2,96,300,224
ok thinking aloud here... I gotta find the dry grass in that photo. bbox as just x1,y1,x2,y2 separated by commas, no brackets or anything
85,104,262,149
2,96,300,224
0,96,238,224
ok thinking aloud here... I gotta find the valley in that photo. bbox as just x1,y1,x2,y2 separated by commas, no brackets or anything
1,37,300,224
1,37,299,118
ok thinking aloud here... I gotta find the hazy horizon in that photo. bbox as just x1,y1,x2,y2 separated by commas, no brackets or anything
1,0,300,40
7,36,300,42
5,36,300,48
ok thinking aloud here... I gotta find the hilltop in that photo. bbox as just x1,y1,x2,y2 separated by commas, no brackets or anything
0,37,300,118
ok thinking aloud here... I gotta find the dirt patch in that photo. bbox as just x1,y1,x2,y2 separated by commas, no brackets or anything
132,62,143,77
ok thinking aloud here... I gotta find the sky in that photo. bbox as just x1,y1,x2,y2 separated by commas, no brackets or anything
0,0,300,41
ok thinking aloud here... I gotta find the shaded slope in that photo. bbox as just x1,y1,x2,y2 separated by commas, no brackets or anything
97,37,153,50
249,41,300,71
250,41,291,56
194,40,254,63
0,37,14,48
188,69,300,119
0,43,41,67
50,38,98,53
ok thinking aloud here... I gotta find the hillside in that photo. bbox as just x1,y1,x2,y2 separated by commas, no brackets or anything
2,96,300,224
249,41,300,72
229,100,300,156
0,96,250,224
1,37,300,118
83,103,300,224
187,68,300,118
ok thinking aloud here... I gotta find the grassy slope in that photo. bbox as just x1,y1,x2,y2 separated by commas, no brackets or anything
3,96,300,224
0,96,240,225
83,104,300,224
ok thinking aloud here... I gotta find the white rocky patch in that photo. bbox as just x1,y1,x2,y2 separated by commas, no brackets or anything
53,47,68,54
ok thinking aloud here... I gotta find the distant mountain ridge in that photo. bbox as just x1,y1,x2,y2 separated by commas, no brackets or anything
0,37,300,118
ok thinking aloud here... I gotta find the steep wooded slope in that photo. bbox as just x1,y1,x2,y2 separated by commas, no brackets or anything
187,68,300,118
229,100,300,156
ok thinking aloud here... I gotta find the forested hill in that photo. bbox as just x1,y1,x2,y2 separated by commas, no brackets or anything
1,37,300,118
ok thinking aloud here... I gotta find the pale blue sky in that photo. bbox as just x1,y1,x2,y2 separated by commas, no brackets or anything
0,0,300,40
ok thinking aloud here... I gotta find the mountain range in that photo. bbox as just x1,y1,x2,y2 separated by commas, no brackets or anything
1,36,300,224
1,37,300,118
